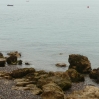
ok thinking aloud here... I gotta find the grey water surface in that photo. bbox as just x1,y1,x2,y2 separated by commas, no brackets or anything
0,0,99,71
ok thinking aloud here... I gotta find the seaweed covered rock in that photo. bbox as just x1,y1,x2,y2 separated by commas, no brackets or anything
10,68,35,78
41,82,64,99
68,54,91,74
0,53,4,58
65,69,85,82
6,55,17,65
89,68,99,83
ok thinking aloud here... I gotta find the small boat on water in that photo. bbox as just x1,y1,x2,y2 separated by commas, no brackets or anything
7,4,13,6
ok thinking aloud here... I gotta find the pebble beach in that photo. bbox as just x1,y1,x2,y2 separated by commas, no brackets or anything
0,66,86,99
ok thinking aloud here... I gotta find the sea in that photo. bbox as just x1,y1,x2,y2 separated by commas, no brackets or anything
0,0,99,72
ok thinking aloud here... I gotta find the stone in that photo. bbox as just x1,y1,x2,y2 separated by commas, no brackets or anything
10,68,35,78
65,69,85,82
41,82,64,99
65,86,99,99
68,54,92,74
17,60,22,65
55,63,66,67
0,58,6,67
89,68,99,83
6,55,17,65
7,51,21,58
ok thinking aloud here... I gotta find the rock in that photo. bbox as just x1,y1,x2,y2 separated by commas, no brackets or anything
10,68,35,78
6,55,17,65
55,63,66,67
41,82,64,99
0,53,4,58
30,85,42,95
89,68,99,83
16,81,33,86
65,86,99,99
17,60,22,65
37,75,71,90
65,69,85,82
0,58,6,67
25,62,30,65
68,54,92,74
7,51,21,58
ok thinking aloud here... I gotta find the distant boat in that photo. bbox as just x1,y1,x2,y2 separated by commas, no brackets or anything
26,0,29,2
7,4,13,6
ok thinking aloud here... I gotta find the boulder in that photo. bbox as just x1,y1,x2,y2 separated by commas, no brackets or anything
41,82,64,99
0,58,6,67
9,68,35,78
0,53,4,58
7,51,21,58
6,55,17,65
17,60,22,65
37,75,71,90
68,54,91,74
65,69,85,82
89,68,99,83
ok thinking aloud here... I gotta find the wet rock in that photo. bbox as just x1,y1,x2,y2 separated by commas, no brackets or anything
6,55,17,65
41,82,64,99
68,54,92,74
0,58,6,67
55,63,66,67
10,68,35,78
89,68,99,83
65,69,85,82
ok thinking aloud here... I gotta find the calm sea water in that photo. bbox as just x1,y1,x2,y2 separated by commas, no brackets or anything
0,0,99,71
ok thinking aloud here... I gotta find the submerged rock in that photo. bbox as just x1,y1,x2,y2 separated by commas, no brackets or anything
68,54,92,74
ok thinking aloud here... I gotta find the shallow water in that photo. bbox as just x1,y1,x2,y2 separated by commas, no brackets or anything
0,0,99,71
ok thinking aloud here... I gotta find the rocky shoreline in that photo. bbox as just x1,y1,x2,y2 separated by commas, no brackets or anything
0,51,99,99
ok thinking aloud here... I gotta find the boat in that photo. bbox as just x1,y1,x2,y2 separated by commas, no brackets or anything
7,5,13,6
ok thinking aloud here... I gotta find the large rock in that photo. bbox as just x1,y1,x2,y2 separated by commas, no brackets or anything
68,54,91,74
89,68,99,83
10,68,35,78
65,86,99,99
37,75,71,90
65,69,85,82
41,82,64,99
